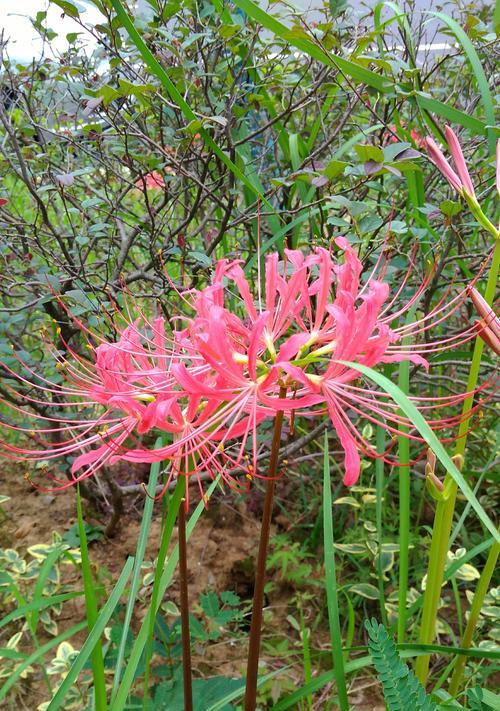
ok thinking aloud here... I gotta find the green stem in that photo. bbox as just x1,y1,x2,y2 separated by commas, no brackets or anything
178,481,193,711
415,240,500,684
244,387,287,711
448,539,500,696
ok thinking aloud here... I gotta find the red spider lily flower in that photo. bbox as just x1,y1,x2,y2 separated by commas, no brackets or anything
0,315,183,490
468,287,500,356
167,239,489,486
423,129,498,239
134,171,165,190
424,126,476,198
0,242,492,494
0,303,266,499
423,126,475,197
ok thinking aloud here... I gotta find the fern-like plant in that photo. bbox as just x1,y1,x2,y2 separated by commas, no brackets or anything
365,618,438,711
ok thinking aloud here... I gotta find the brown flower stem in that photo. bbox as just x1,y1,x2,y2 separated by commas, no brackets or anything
244,386,287,711
178,483,193,711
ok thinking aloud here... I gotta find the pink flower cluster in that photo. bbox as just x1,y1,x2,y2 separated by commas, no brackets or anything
0,240,486,500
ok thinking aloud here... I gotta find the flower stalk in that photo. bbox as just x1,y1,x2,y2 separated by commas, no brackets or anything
415,239,500,684
244,386,287,711
448,539,500,696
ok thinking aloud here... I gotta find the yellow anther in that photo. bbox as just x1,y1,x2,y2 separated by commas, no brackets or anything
264,332,277,361
134,393,156,403
246,473,253,481
233,352,248,365
218,443,225,452
314,340,337,357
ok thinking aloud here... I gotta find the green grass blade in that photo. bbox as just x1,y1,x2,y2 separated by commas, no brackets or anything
0,621,87,701
110,476,220,711
76,487,107,711
270,640,498,710
205,669,283,711
414,94,486,135
0,592,83,631
397,360,410,645
111,441,164,703
30,548,67,635
427,11,495,153
47,556,134,711
339,361,499,543
375,426,388,627
142,475,184,708
232,0,486,135
233,0,388,91
271,656,372,710
245,208,321,270
323,432,350,711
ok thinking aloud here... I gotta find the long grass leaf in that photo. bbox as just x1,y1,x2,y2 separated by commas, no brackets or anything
323,432,350,711
76,486,107,711
0,592,83,631
232,0,486,135
47,557,134,711
111,441,164,702
339,361,499,543
110,476,220,711
427,11,495,153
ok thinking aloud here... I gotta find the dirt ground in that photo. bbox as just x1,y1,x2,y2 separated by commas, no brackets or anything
0,465,385,710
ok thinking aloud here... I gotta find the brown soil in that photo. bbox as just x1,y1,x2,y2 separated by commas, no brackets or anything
0,466,384,710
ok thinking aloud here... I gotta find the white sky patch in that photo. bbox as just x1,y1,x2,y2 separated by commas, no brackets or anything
0,0,103,62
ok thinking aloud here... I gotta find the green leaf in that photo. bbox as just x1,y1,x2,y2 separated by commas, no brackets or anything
231,0,487,135
440,200,463,217
350,584,380,600
0,622,87,701
76,487,107,711
46,557,133,711
339,361,500,544
200,591,220,618
111,440,164,702
355,144,385,163
51,0,80,17
426,11,495,154
329,0,348,17
334,543,367,554
365,618,438,711
323,434,349,711
110,479,220,711
108,0,279,217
